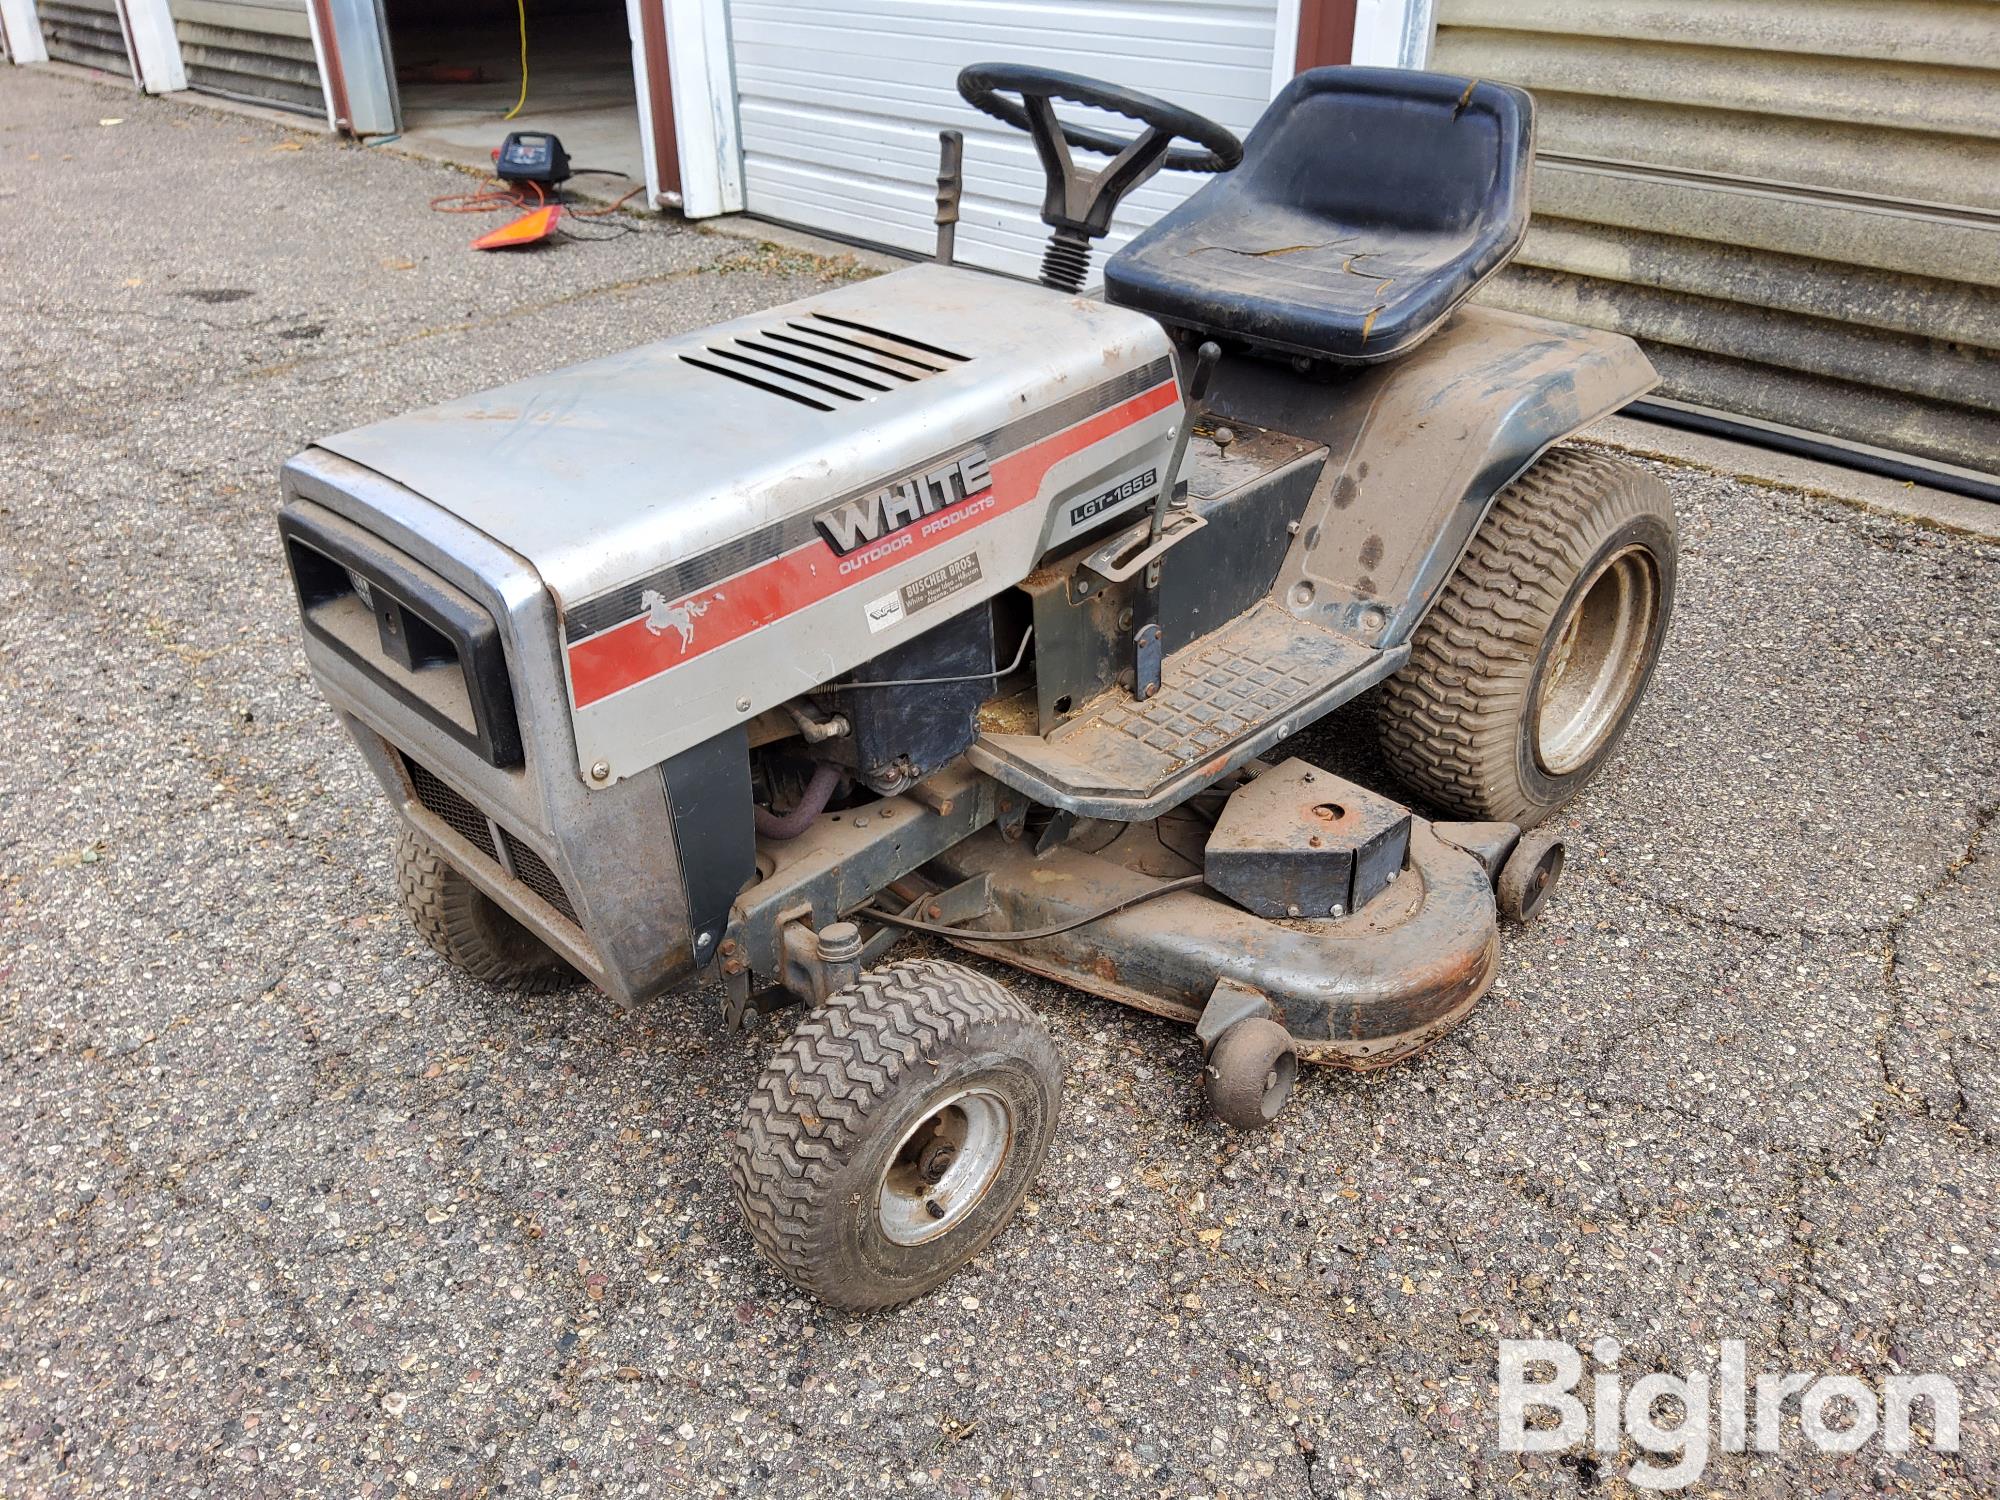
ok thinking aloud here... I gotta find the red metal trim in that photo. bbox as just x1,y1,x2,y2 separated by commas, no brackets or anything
1294,0,1359,71
637,0,682,198
566,380,1179,707
305,0,354,132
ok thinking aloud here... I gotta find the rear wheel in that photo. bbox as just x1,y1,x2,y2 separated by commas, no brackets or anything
394,828,573,991
1376,447,1676,826
731,959,1062,1311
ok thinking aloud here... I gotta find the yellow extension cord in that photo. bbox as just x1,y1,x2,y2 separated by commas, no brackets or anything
503,0,528,120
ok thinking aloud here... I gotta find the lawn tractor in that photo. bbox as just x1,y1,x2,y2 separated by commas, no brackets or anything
278,64,1677,1309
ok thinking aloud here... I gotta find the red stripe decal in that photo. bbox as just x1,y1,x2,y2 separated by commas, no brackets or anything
565,380,1178,709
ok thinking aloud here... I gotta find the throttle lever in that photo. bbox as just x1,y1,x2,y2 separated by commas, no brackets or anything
1132,340,1221,701
1146,341,1221,586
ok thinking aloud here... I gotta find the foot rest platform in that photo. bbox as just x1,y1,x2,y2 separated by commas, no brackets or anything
969,602,1401,819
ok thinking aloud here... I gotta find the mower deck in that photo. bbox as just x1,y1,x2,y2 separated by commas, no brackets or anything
926,790,1499,1068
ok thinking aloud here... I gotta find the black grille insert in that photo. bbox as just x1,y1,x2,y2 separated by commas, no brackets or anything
402,755,580,928
404,756,498,861
502,833,580,925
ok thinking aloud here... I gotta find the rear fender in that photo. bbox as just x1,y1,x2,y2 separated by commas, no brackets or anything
1207,304,1657,649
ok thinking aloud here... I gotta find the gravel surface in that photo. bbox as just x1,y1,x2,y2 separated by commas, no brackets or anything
3,66,1996,1499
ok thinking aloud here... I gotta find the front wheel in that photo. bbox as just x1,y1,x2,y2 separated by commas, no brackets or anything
731,959,1063,1311
1376,447,1677,827
394,828,574,992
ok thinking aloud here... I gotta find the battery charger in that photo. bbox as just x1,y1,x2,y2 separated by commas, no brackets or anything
494,131,570,185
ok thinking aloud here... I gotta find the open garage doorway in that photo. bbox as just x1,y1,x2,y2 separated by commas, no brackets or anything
382,0,648,197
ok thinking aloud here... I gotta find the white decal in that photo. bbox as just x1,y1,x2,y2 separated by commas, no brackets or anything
864,589,906,634
1051,460,1161,546
899,552,984,615
641,590,713,651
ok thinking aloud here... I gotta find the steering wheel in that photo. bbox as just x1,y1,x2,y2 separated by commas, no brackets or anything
959,63,1242,176
957,63,1243,290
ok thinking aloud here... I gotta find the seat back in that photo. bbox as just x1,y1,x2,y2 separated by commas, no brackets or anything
1242,67,1532,240
1104,68,1535,364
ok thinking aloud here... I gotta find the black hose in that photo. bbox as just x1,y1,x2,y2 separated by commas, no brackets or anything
755,762,842,841
862,874,1208,943
1623,400,2000,507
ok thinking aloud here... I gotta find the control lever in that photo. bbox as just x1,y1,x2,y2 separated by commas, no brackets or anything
934,130,963,265
1131,341,1220,700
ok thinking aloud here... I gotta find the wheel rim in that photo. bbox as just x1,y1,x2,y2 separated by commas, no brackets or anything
1257,1050,1298,1122
876,1087,1013,1246
1514,841,1565,921
1534,544,1661,775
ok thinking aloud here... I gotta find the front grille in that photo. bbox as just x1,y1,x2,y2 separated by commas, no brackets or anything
501,833,580,926
404,756,497,861
281,505,522,769
401,754,580,927
681,311,969,411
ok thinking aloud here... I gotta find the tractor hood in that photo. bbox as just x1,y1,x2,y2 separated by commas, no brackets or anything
298,263,1184,784
313,264,1176,616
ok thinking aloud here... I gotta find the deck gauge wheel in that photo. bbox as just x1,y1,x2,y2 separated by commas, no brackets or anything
1203,1015,1299,1130
1496,828,1567,923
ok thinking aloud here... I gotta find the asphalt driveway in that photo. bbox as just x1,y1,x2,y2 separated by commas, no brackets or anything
2,65,1996,1498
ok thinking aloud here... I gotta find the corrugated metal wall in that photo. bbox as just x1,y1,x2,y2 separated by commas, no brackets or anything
40,0,135,77
1432,0,2000,475
168,0,323,113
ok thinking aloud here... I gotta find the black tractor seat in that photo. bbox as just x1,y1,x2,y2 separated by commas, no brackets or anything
1104,67,1534,365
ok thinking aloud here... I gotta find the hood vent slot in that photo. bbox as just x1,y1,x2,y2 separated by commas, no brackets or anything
807,312,970,367
681,313,969,411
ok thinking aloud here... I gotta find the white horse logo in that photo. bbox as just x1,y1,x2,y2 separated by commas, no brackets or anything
641,589,712,650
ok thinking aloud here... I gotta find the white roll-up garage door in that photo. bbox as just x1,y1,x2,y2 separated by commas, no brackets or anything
39,0,136,78
167,0,324,114
727,0,1283,283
